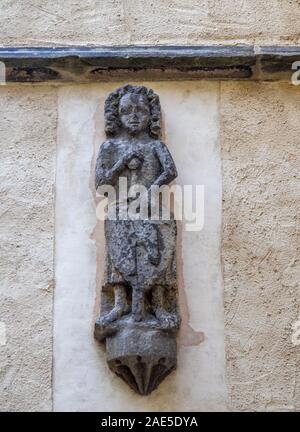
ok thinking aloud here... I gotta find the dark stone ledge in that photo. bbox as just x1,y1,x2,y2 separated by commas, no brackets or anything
258,46,300,80
0,45,298,82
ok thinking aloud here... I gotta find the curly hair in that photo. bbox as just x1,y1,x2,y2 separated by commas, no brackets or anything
104,84,161,138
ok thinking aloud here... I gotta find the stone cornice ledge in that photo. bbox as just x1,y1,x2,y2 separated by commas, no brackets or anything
0,45,298,83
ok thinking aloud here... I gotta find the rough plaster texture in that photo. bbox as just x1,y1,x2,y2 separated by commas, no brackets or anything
221,82,300,412
0,1,300,47
54,82,227,411
0,86,57,411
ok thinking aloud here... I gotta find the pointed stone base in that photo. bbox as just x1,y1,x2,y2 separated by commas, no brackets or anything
105,326,177,395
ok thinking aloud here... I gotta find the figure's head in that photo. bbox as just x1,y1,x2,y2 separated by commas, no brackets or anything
118,92,150,135
104,85,161,138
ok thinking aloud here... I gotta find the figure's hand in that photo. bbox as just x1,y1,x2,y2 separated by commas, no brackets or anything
123,150,144,165
123,150,144,170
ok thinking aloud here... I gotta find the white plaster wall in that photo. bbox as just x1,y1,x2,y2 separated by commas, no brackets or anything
54,82,226,411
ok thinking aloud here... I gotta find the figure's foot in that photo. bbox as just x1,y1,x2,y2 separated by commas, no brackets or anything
155,308,180,329
98,304,130,326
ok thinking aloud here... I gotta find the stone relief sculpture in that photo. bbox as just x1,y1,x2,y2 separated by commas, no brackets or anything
94,84,180,395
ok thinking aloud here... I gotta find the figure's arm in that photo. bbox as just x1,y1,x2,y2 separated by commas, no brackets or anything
95,142,122,188
95,141,144,189
153,141,178,187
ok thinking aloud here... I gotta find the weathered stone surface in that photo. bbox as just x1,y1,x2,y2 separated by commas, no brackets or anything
0,86,57,411
259,46,300,81
0,1,300,47
2,45,300,82
0,45,255,82
106,324,177,395
94,85,180,394
6,66,60,82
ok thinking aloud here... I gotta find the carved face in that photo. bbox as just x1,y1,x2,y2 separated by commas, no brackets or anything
119,93,150,135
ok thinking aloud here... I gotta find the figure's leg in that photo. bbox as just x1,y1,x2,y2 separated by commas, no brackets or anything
132,285,145,322
152,285,180,328
99,284,130,325
142,223,160,266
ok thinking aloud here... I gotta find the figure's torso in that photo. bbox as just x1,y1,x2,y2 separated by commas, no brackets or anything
107,137,163,191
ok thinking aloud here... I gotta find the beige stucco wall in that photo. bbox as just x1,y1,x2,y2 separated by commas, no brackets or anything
221,82,300,412
0,86,57,411
0,1,300,412
0,0,300,47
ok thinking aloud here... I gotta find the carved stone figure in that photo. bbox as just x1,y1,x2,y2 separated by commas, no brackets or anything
94,85,180,395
